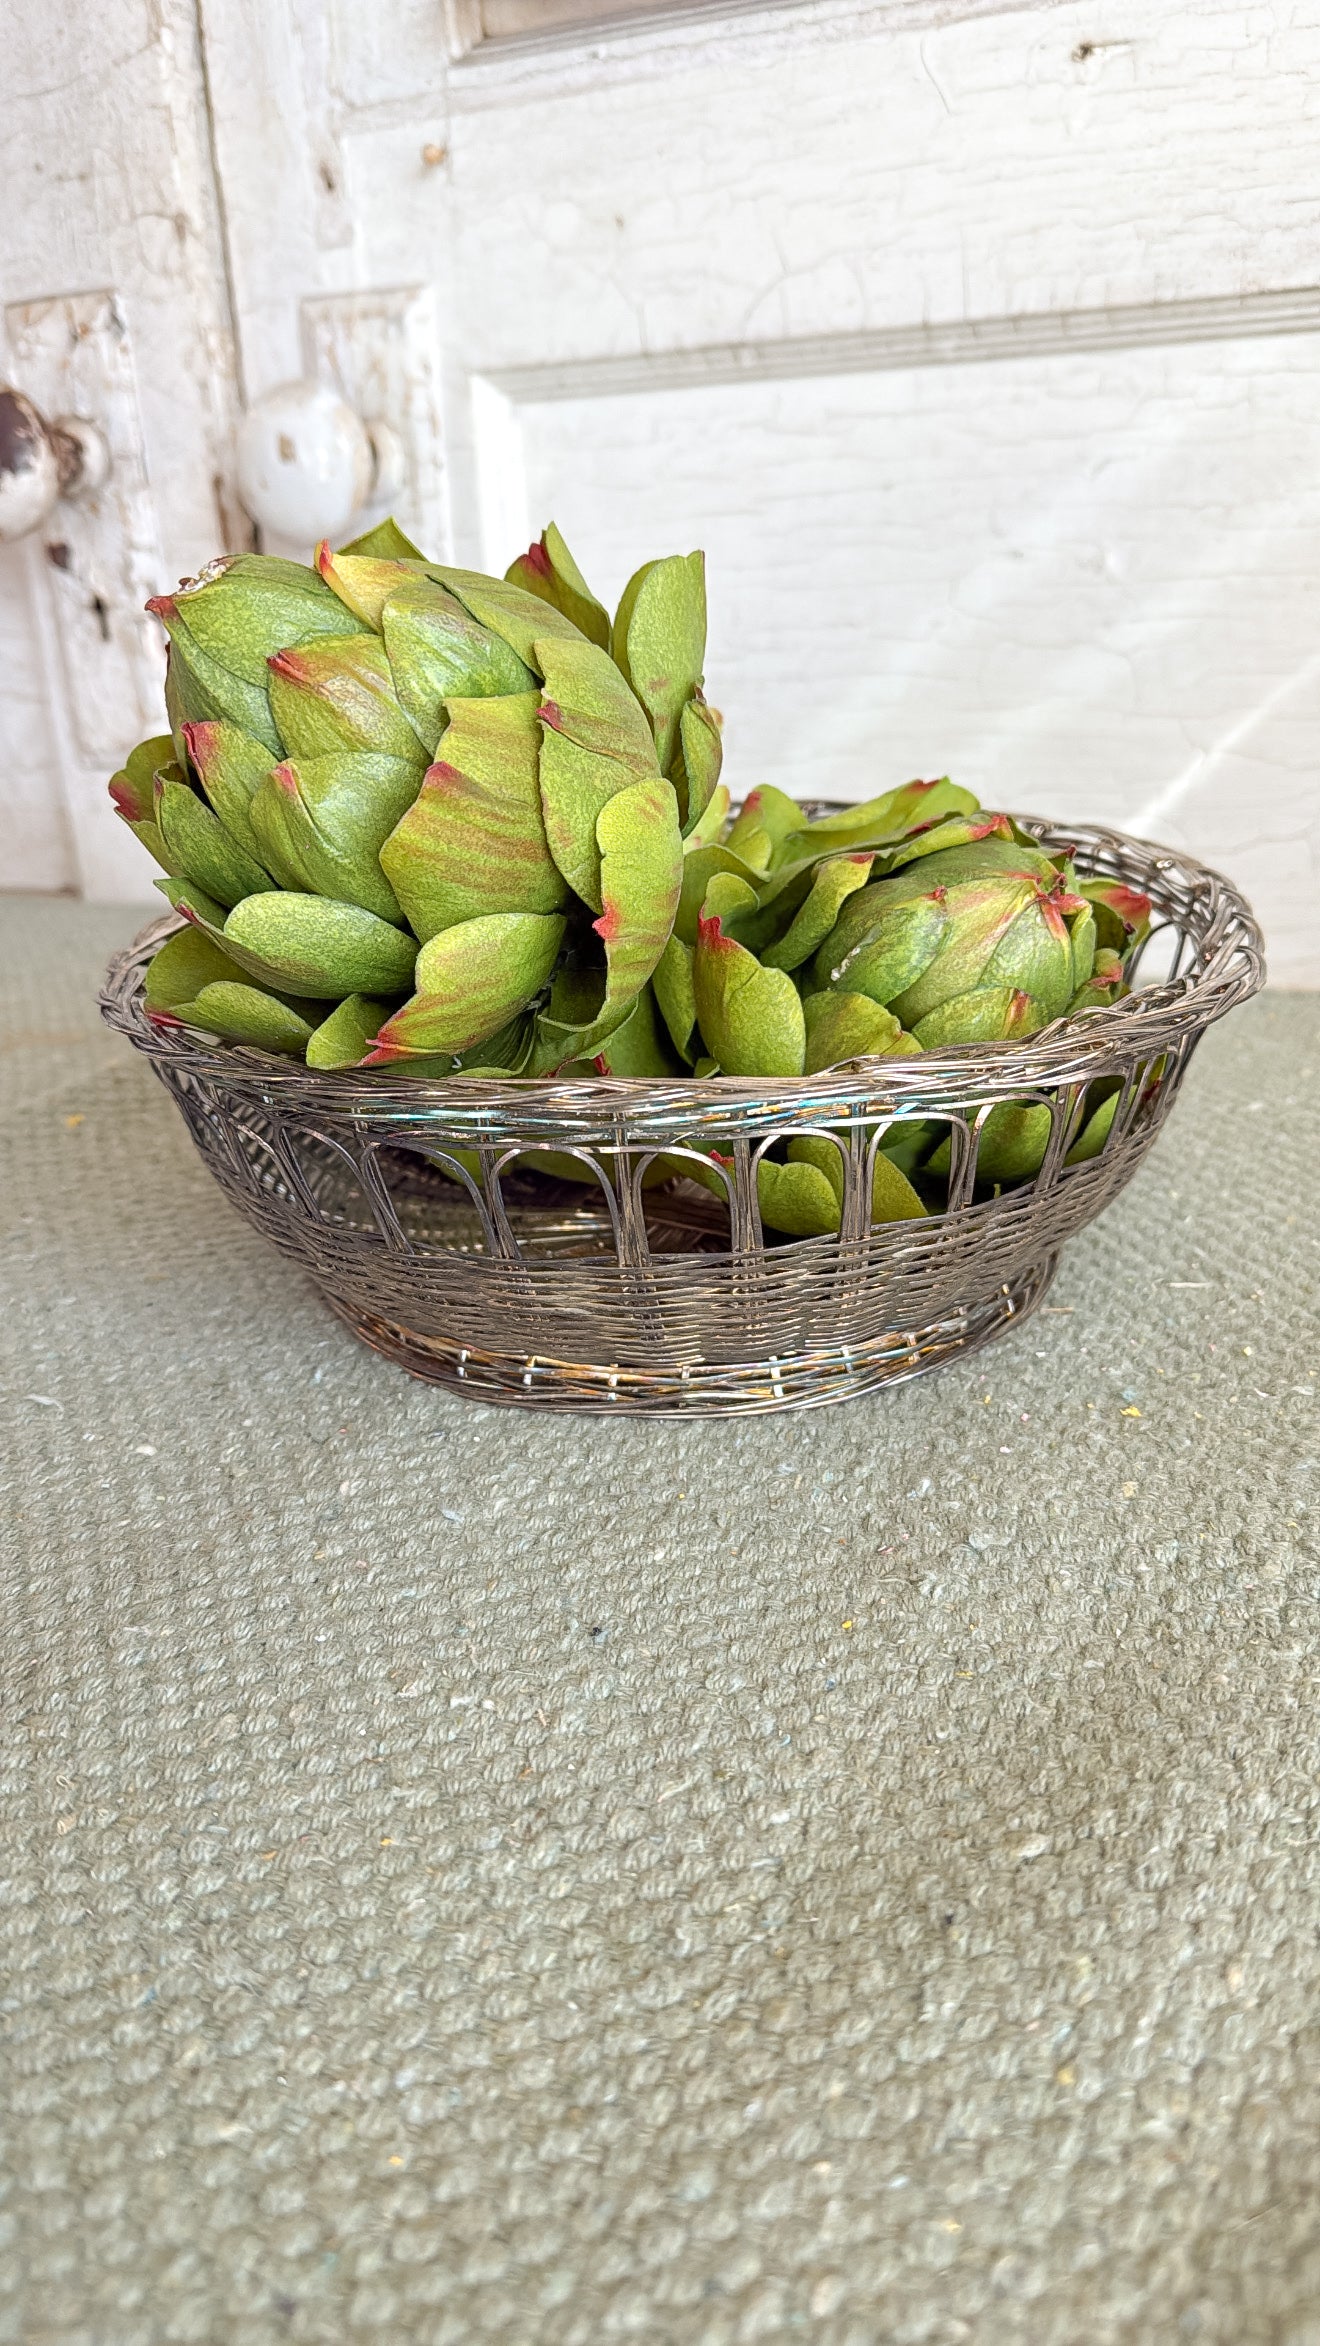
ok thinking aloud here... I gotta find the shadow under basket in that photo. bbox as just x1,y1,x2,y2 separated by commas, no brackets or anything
100,817,1263,1415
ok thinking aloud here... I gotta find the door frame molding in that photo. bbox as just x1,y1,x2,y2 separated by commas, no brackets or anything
477,283,1320,404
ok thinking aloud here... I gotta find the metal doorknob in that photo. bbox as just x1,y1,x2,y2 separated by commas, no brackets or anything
0,387,112,543
235,380,405,543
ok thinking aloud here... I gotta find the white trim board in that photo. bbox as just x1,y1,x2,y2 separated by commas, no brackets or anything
478,284,1320,405
443,0,1074,106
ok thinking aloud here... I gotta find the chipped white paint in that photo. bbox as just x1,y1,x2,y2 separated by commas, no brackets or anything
5,295,174,900
0,0,240,897
6,297,166,766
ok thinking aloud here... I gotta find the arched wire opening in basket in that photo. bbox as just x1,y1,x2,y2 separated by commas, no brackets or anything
100,818,1264,1414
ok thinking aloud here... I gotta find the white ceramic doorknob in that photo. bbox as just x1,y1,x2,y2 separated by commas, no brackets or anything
235,380,405,543
0,386,112,543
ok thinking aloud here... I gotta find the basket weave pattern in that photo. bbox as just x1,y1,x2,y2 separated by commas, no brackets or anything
101,819,1263,1414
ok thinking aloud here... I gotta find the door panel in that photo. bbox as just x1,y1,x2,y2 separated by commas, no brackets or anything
0,0,240,901
506,327,1320,983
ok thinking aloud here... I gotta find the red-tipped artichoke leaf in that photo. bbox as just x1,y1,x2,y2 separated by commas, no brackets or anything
266,635,427,765
381,691,566,940
305,993,399,1069
182,721,280,872
692,914,805,1077
249,752,418,924
381,577,537,748
367,911,565,1061
505,523,610,649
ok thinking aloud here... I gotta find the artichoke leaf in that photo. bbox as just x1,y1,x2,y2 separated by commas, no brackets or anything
788,1132,927,1225
154,772,276,907
250,751,420,923
367,912,566,1062
144,925,319,1055
181,721,281,874
911,985,1045,1050
755,1156,842,1238
338,516,426,560
881,812,1012,870
266,635,428,766
380,691,566,940
109,733,175,868
701,870,761,941
506,522,610,649
305,993,398,1069
683,779,730,851
110,733,174,825
766,779,980,890
820,892,950,1005
165,981,318,1055
762,853,874,971
1068,900,1097,992
591,986,683,1077
536,636,664,907
804,778,979,846
426,566,586,668
530,774,683,1066
725,785,808,876
381,576,537,746
611,551,706,775
144,923,248,1010
315,542,413,629
151,554,366,753
1067,947,1126,1013
163,629,282,758
149,553,363,680
1065,1087,1121,1163
675,841,764,945
653,933,698,1063
801,989,917,1073
219,892,419,1000
1079,876,1153,962
673,692,723,835
981,881,1086,1023
692,913,805,1078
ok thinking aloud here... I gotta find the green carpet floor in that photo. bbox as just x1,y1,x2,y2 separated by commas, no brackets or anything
2,894,1318,2346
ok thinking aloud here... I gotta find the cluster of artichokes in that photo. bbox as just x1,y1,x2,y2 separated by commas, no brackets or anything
112,516,1151,1235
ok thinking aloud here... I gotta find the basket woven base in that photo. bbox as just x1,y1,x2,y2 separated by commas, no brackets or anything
324,1253,1059,1416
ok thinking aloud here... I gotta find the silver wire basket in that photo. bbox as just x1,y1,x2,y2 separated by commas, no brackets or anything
100,817,1263,1415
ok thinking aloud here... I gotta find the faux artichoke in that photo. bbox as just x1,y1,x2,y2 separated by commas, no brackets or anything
112,515,1151,1234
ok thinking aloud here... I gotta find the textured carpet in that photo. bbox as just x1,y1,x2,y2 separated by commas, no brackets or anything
2,893,1318,2346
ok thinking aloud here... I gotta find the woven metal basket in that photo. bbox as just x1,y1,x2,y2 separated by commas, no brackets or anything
101,817,1263,1414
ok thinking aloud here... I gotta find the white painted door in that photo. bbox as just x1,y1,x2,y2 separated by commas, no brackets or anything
5,0,1318,981
0,0,241,897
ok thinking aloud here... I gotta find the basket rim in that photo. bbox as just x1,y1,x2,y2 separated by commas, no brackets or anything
100,814,1265,1135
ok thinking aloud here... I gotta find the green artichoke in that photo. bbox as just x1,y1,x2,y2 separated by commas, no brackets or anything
112,514,1151,1238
